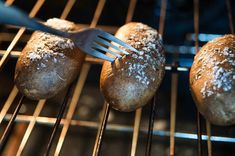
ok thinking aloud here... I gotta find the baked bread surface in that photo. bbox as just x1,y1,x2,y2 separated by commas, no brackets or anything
15,18,85,100
190,34,235,125
100,22,165,112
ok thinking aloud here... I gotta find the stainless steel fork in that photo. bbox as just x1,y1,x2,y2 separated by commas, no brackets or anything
0,2,139,62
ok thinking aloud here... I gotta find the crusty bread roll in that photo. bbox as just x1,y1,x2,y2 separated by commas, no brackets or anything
15,18,85,100
190,34,235,125
100,22,165,112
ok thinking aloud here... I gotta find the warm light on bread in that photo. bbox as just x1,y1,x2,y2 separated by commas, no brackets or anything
100,22,165,112
15,18,85,100
190,34,235,125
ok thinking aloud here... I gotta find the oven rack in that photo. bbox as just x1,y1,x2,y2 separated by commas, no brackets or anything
0,0,234,156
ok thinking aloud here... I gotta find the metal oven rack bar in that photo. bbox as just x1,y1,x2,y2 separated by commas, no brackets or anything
193,0,203,155
0,0,234,156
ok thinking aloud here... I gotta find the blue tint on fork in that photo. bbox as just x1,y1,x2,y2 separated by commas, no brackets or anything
98,31,140,54
91,42,122,58
94,37,130,55
0,1,140,62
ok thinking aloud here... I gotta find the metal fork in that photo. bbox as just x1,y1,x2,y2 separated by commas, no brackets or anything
0,2,139,62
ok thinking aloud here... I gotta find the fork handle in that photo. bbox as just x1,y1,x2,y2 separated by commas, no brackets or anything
0,1,70,38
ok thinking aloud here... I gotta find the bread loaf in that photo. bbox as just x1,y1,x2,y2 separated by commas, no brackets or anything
15,18,85,100
100,22,165,112
190,34,235,125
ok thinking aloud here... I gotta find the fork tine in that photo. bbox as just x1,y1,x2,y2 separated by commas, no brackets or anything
92,42,122,58
86,48,115,62
95,37,129,55
98,31,140,54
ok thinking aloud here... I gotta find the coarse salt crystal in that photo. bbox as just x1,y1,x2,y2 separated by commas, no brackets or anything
139,51,144,55
28,52,41,60
41,63,46,68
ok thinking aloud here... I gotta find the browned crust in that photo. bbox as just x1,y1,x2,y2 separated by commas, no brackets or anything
190,34,235,125
100,22,165,112
15,18,85,100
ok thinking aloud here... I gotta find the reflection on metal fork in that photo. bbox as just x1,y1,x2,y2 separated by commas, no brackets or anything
0,2,140,62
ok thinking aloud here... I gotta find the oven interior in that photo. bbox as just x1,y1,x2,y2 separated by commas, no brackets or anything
0,0,235,155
